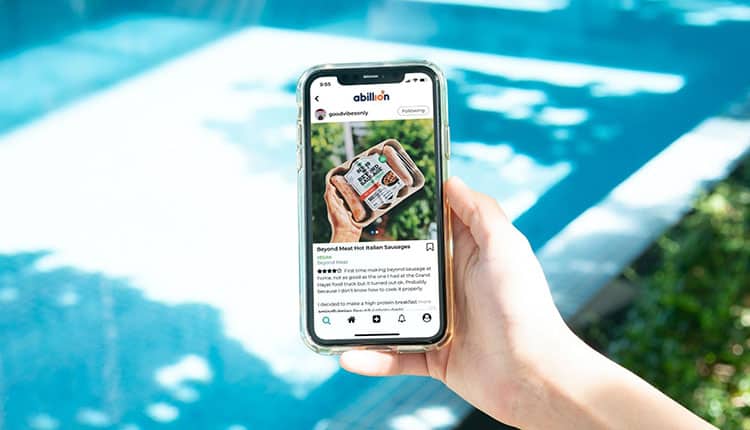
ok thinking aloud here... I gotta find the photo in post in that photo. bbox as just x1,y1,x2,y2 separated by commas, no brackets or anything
310,118,437,243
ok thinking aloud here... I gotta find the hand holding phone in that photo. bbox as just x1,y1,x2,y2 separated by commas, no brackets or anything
339,177,716,430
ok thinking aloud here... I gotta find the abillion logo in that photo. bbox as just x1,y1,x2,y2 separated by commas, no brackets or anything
353,90,390,102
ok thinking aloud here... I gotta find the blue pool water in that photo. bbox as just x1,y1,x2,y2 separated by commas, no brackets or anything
0,1,749,429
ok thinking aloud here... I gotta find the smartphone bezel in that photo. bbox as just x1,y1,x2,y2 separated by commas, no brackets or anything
299,62,449,351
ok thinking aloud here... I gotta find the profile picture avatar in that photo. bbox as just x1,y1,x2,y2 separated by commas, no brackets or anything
315,109,327,121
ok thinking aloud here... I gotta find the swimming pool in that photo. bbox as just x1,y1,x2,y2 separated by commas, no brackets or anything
0,1,748,429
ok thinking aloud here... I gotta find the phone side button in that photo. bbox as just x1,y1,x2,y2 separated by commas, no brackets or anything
444,125,451,159
297,121,303,171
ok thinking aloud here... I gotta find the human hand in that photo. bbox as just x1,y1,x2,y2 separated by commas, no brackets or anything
325,182,362,243
340,176,573,426
340,177,715,430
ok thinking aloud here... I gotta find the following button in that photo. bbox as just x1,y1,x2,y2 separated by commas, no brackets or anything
398,105,429,117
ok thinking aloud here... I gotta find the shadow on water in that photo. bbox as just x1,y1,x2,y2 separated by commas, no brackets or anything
0,251,363,429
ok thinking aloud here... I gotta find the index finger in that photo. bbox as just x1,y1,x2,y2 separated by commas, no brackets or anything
445,177,511,251
340,350,429,377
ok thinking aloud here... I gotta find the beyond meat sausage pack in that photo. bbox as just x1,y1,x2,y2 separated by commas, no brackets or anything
326,139,425,227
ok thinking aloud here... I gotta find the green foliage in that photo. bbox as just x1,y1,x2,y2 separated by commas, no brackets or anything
585,159,750,428
358,119,436,241
309,119,436,242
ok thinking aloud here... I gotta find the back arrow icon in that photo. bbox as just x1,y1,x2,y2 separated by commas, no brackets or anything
314,96,319,102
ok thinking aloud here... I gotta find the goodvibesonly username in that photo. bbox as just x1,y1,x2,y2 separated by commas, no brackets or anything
328,110,368,118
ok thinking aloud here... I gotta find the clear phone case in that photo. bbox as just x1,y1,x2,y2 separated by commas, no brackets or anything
296,60,453,354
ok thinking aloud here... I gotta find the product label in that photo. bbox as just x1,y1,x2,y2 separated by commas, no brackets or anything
344,154,405,211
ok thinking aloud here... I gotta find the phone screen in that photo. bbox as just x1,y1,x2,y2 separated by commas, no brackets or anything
304,67,446,345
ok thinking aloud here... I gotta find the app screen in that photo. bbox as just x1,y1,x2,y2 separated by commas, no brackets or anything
308,72,442,341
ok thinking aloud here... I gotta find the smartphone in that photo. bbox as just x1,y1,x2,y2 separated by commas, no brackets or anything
297,61,452,353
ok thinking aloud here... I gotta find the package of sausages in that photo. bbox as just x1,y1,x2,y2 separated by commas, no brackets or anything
326,139,425,227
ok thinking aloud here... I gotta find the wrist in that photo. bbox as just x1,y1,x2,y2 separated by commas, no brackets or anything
331,227,361,243
513,330,711,430
512,329,612,429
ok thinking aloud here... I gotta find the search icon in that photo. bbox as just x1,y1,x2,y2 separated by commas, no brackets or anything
322,316,331,325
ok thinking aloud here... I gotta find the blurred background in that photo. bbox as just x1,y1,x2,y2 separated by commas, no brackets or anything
0,0,748,429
